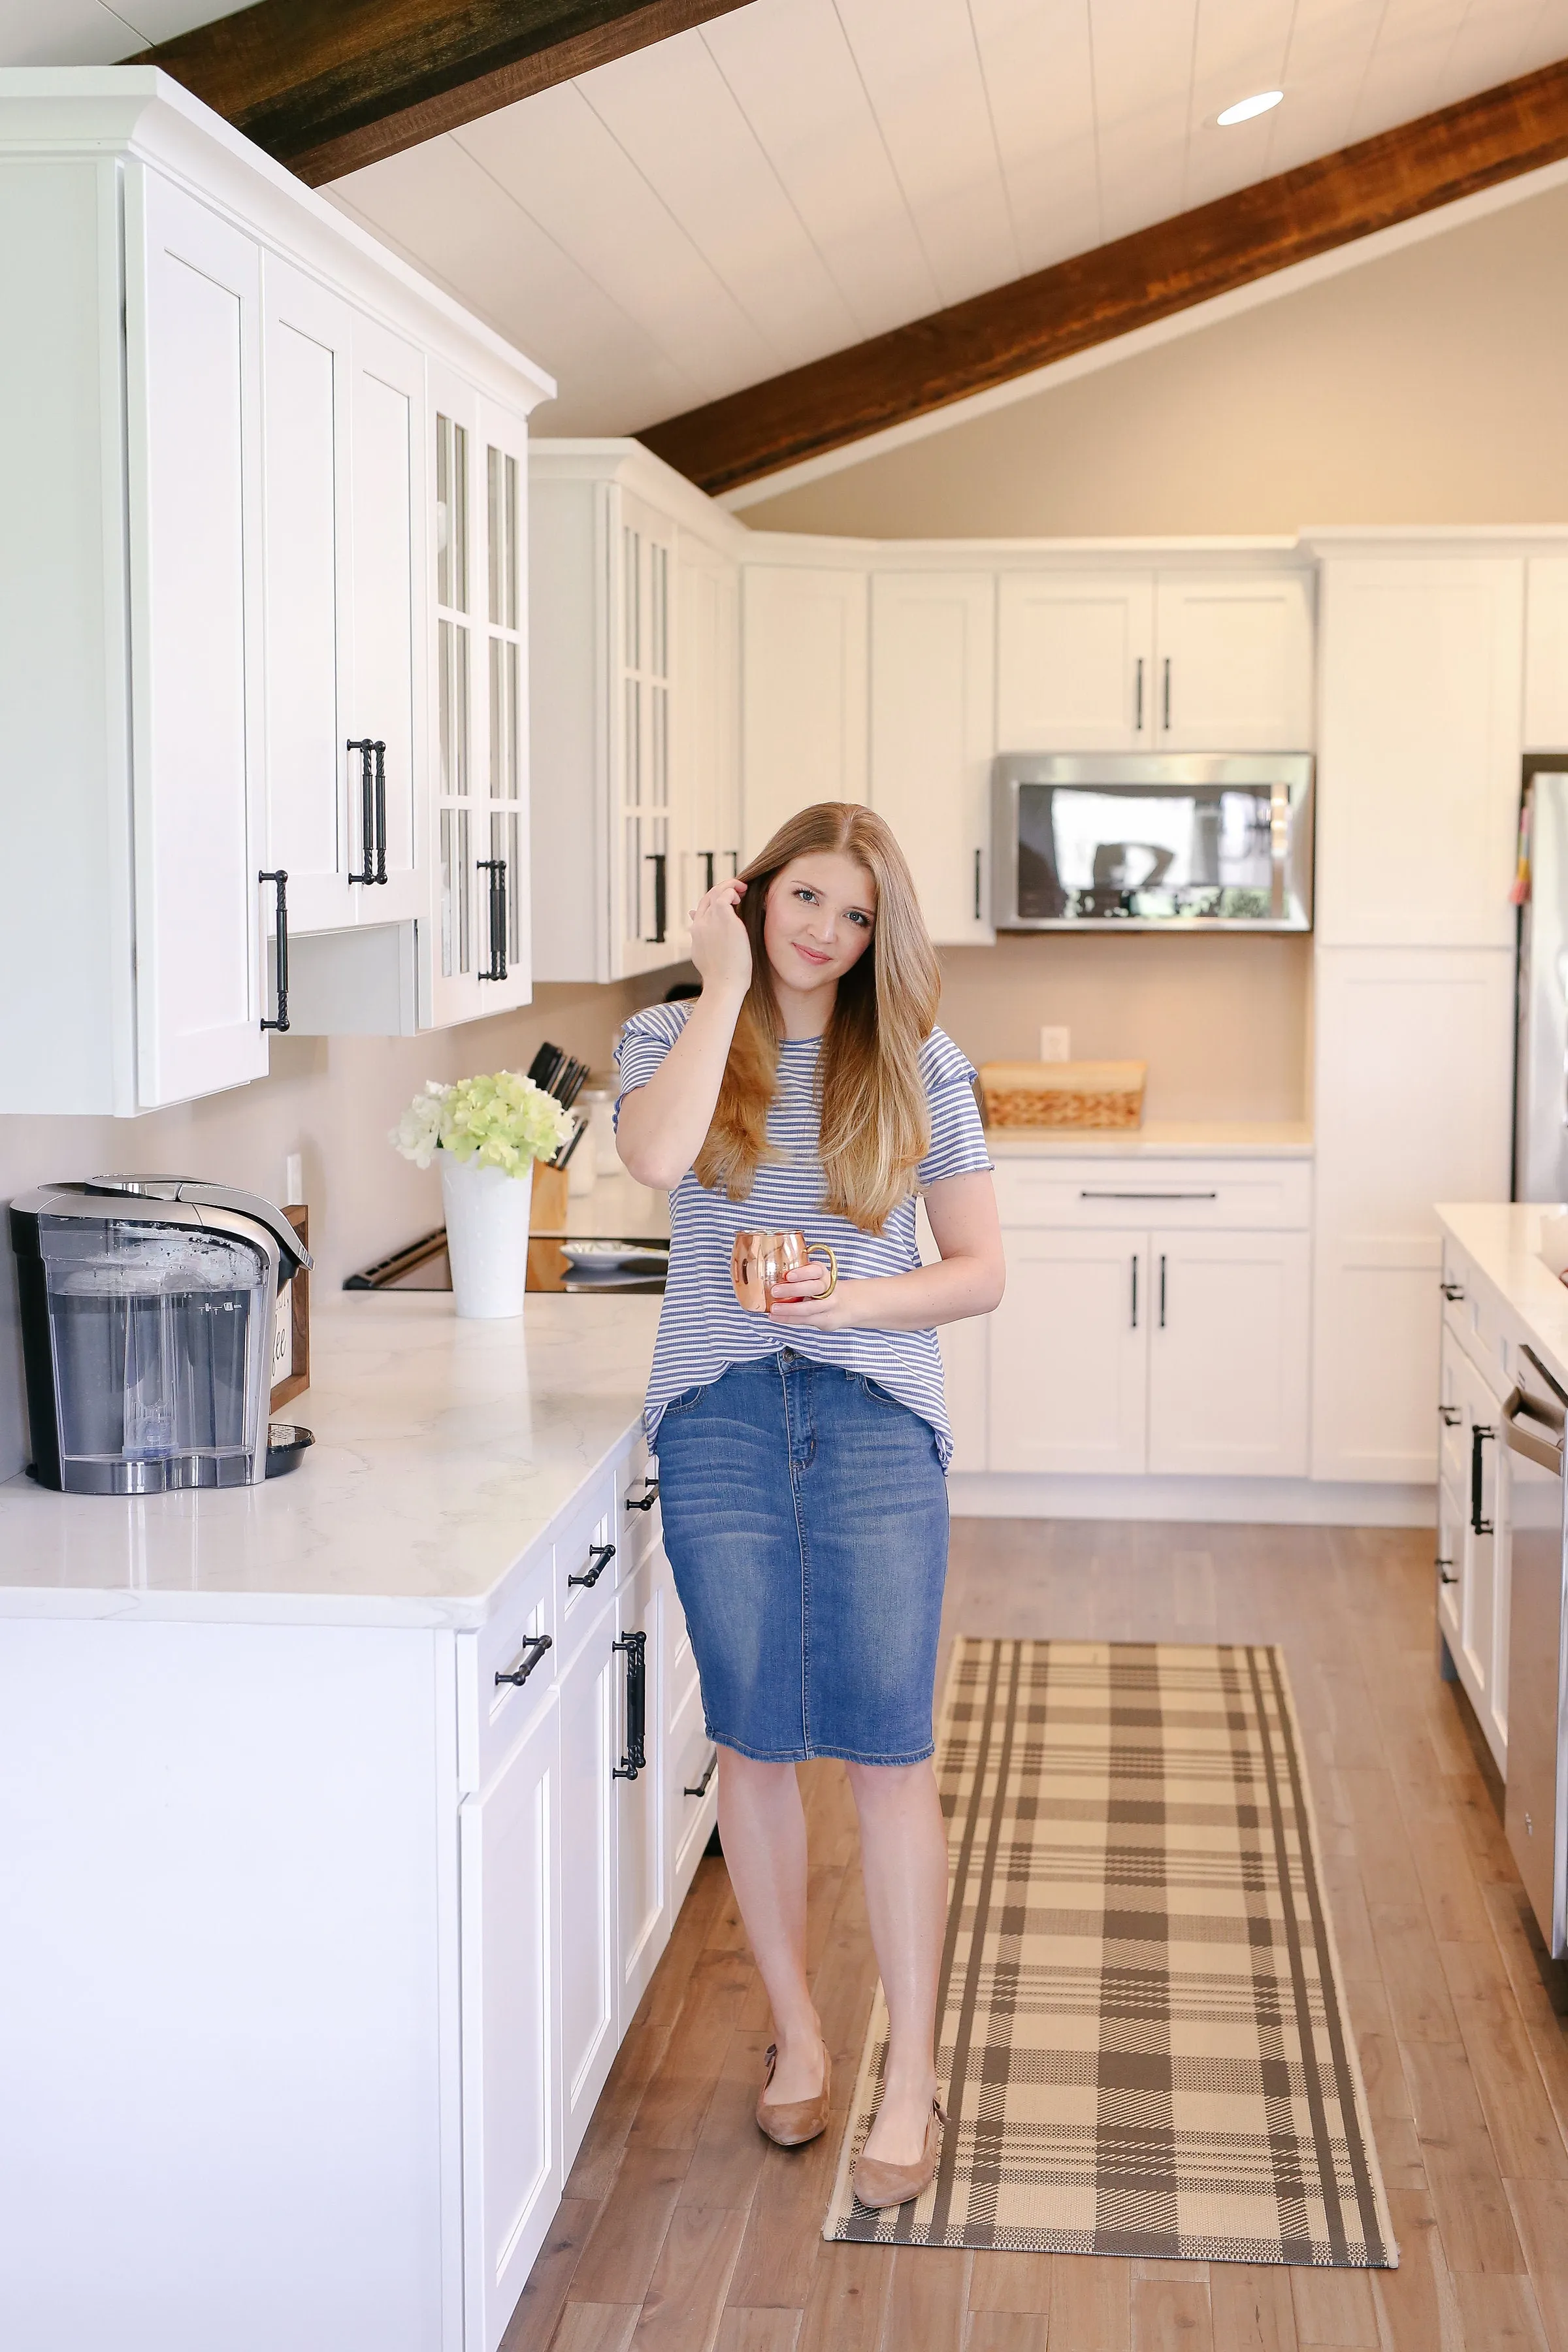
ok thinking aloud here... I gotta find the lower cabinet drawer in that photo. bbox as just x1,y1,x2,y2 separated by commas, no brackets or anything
460,1545,556,1794
621,1432,662,1565
555,1473,621,1665
994,1156,1312,1232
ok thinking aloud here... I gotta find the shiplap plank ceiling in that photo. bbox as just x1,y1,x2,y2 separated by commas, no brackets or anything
11,1,1568,438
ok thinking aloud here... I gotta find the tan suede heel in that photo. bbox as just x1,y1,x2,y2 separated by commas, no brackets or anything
755,2041,831,2148
851,2097,947,2210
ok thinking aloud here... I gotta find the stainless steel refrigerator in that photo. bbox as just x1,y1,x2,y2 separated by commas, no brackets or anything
1514,762,1568,1201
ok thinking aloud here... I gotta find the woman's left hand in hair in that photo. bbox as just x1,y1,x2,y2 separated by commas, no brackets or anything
766,1262,861,1331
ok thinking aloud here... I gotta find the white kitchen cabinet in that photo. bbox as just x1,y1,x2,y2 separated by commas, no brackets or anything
556,1578,619,2169
1437,1319,1509,1768
530,444,711,983
615,1550,668,2028
459,1690,561,2352
425,372,533,1025
1311,945,1514,1482
870,572,996,942
1314,556,1524,948
677,527,742,914
1147,1230,1310,1476
997,572,1152,751
1525,555,1568,749
348,317,425,928
990,1230,1149,1474
742,563,868,855
1152,574,1313,751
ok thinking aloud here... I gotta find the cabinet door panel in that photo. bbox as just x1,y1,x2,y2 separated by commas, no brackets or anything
131,171,266,1105
460,1694,559,2352
870,572,995,943
677,531,740,928
349,318,423,924
1147,1230,1308,1477
1153,574,1313,750
616,491,681,975
616,1556,667,2027
1316,558,1523,947
988,1230,1147,1473
667,1660,717,1915
261,259,351,934
997,574,1152,751
1525,557,1568,751
742,566,868,854
557,1585,617,2166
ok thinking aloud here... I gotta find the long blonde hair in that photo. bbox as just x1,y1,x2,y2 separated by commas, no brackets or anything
694,804,940,1233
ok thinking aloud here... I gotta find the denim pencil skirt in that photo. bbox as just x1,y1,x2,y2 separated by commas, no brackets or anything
653,1349,950,1766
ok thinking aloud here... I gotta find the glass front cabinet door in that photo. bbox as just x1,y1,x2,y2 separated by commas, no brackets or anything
425,368,532,1023
613,491,681,977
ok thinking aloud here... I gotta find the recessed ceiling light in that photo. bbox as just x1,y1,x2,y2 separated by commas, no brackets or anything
1217,89,1284,126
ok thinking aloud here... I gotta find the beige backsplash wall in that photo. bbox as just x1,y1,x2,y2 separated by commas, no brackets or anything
743,176,1568,539
936,933,1311,1126
0,975,671,1482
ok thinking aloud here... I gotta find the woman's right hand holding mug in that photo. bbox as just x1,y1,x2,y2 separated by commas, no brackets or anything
689,877,751,1001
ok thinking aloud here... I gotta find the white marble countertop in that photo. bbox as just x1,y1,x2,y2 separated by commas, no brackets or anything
0,1294,661,1629
986,1120,1313,1158
1437,1203,1568,1390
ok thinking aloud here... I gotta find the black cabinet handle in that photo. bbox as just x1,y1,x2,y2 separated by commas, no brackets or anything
626,1477,660,1513
1441,1280,1465,1302
1162,656,1171,731
260,870,289,1032
1134,656,1144,732
569,1542,615,1590
476,858,507,981
727,851,739,878
684,1749,718,1799
646,851,667,944
1436,1558,1458,1586
348,739,378,885
1439,1405,1462,1427
495,1632,552,1689
613,1629,647,1780
1158,1253,1167,1329
1130,1256,1138,1331
973,847,982,921
372,740,387,884
702,851,715,890
1471,1423,1494,1535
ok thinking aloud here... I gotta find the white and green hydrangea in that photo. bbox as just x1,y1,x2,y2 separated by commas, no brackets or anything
390,1071,573,1180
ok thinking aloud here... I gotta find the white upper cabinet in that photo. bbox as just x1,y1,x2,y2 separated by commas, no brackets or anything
0,76,553,1107
742,564,868,856
870,572,996,944
530,444,718,985
1152,574,1313,750
1525,556,1568,749
676,529,742,914
996,564,1311,755
130,170,269,1107
997,573,1152,751
1315,557,1524,948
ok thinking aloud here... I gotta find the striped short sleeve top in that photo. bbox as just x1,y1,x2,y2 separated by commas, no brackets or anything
613,1004,993,1469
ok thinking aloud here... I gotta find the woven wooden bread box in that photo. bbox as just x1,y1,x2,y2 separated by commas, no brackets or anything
979,1060,1147,1132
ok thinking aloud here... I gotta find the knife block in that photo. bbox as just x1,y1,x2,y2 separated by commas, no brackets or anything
532,1162,570,1233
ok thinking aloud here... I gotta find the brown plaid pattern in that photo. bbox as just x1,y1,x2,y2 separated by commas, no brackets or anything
824,1640,1397,2265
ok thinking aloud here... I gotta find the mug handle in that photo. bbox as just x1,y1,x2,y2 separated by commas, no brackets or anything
806,1243,838,1299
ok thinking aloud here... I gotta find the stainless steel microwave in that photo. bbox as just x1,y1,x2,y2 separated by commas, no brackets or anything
991,752,1314,932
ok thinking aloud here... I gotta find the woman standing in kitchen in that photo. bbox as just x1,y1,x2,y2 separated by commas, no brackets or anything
613,802,1004,2211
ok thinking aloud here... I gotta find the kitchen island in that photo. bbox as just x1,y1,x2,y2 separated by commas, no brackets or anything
0,1293,705,2352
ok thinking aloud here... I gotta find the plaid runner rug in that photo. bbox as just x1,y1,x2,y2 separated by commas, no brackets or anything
824,1639,1396,2264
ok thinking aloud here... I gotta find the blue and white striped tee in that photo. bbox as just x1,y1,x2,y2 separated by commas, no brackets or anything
613,1004,993,1469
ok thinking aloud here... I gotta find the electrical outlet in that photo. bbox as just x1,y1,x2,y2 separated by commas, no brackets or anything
1038,1026,1070,1064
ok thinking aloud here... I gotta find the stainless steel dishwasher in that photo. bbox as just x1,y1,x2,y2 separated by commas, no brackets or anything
1501,1345,1568,1956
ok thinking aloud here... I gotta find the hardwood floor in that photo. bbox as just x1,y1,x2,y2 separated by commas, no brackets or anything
503,1518,1568,2352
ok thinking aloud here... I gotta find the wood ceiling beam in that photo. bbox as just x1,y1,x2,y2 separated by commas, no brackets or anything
133,0,757,186
640,52,1568,498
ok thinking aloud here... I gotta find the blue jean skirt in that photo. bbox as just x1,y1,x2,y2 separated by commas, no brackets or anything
654,1350,949,1766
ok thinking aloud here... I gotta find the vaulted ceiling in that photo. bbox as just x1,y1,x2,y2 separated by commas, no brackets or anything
12,2,1568,490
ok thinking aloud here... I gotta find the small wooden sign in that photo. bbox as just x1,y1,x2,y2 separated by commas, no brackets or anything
270,1203,310,1411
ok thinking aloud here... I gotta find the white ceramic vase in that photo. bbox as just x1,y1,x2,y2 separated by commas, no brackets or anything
440,1152,533,1318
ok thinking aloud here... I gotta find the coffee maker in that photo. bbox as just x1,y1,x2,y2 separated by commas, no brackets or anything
10,1177,314,1494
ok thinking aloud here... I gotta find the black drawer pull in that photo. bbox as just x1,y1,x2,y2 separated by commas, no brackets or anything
1441,1280,1465,1302
476,857,507,982
260,869,289,1032
495,1632,552,1689
1436,1558,1458,1586
1471,1422,1494,1535
569,1542,615,1590
684,1749,719,1800
1439,1405,1462,1427
626,1477,660,1513
613,1629,647,1780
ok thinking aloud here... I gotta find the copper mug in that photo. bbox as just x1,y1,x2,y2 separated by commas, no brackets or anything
731,1229,838,1312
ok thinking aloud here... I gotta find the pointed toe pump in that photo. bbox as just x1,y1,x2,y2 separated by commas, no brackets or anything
851,2097,947,2211
755,2040,832,2148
